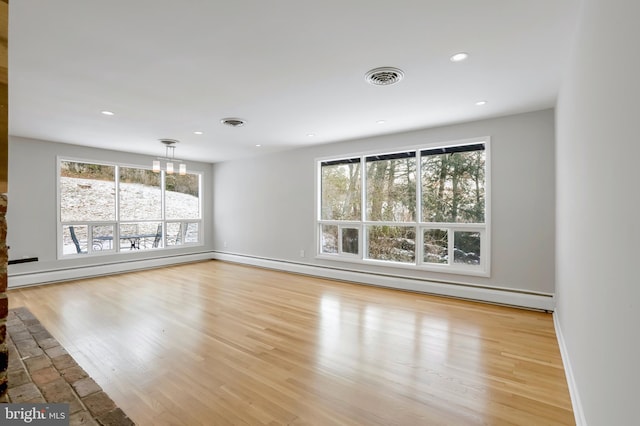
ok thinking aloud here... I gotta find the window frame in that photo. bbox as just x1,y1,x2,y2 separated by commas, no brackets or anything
57,156,203,259
319,221,362,258
316,137,491,277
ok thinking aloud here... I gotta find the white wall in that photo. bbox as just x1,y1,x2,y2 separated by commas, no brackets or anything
213,109,556,302
555,0,640,424
7,136,214,284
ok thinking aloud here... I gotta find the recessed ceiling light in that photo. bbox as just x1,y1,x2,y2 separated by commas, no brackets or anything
193,131,203,135
475,100,487,106
256,144,262,147
450,52,469,62
101,110,115,116
307,133,315,137
376,120,386,124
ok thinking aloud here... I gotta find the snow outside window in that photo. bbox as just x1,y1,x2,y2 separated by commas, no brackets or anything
59,159,202,257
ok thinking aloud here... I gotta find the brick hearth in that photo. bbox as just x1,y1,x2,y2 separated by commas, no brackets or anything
4,307,134,426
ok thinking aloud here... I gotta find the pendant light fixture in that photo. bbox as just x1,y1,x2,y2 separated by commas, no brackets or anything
153,139,186,175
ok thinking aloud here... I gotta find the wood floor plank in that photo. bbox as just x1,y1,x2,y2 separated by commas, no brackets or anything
8,260,574,425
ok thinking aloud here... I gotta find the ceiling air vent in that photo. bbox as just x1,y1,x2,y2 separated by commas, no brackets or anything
221,118,246,127
365,67,405,86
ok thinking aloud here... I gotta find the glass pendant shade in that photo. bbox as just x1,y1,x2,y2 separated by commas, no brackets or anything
153,139,186,174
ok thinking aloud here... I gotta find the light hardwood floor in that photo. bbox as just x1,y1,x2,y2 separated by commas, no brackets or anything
8,261,574,425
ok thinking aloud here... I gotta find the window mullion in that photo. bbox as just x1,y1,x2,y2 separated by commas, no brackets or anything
161,170,166,248
361,155,366,222
88,225,93,255
361,155,367,259
358,224,364,260
416,150,422,223
416,150,423,263
416,225,423,266
450,228,455,265
115,165,121,252
161,170,166,221
114,165,120,222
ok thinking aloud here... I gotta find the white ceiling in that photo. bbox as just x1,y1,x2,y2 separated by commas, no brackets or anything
9,1,579,163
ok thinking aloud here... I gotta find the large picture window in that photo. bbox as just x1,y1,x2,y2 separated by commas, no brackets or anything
317,138,489,276
59,159,202,257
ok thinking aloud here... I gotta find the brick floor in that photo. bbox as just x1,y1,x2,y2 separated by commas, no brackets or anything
3,307,134,425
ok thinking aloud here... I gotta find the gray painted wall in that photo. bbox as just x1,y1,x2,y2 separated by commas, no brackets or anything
214,109,556,294
7,136,214,276
555,0,640,424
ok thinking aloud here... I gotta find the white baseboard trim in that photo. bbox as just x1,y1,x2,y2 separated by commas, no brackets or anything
553,311,587,426
8,252,214,288
212,252,555,311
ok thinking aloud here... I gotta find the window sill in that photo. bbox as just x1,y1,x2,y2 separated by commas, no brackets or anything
59,242,205,260
315,253,490,278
